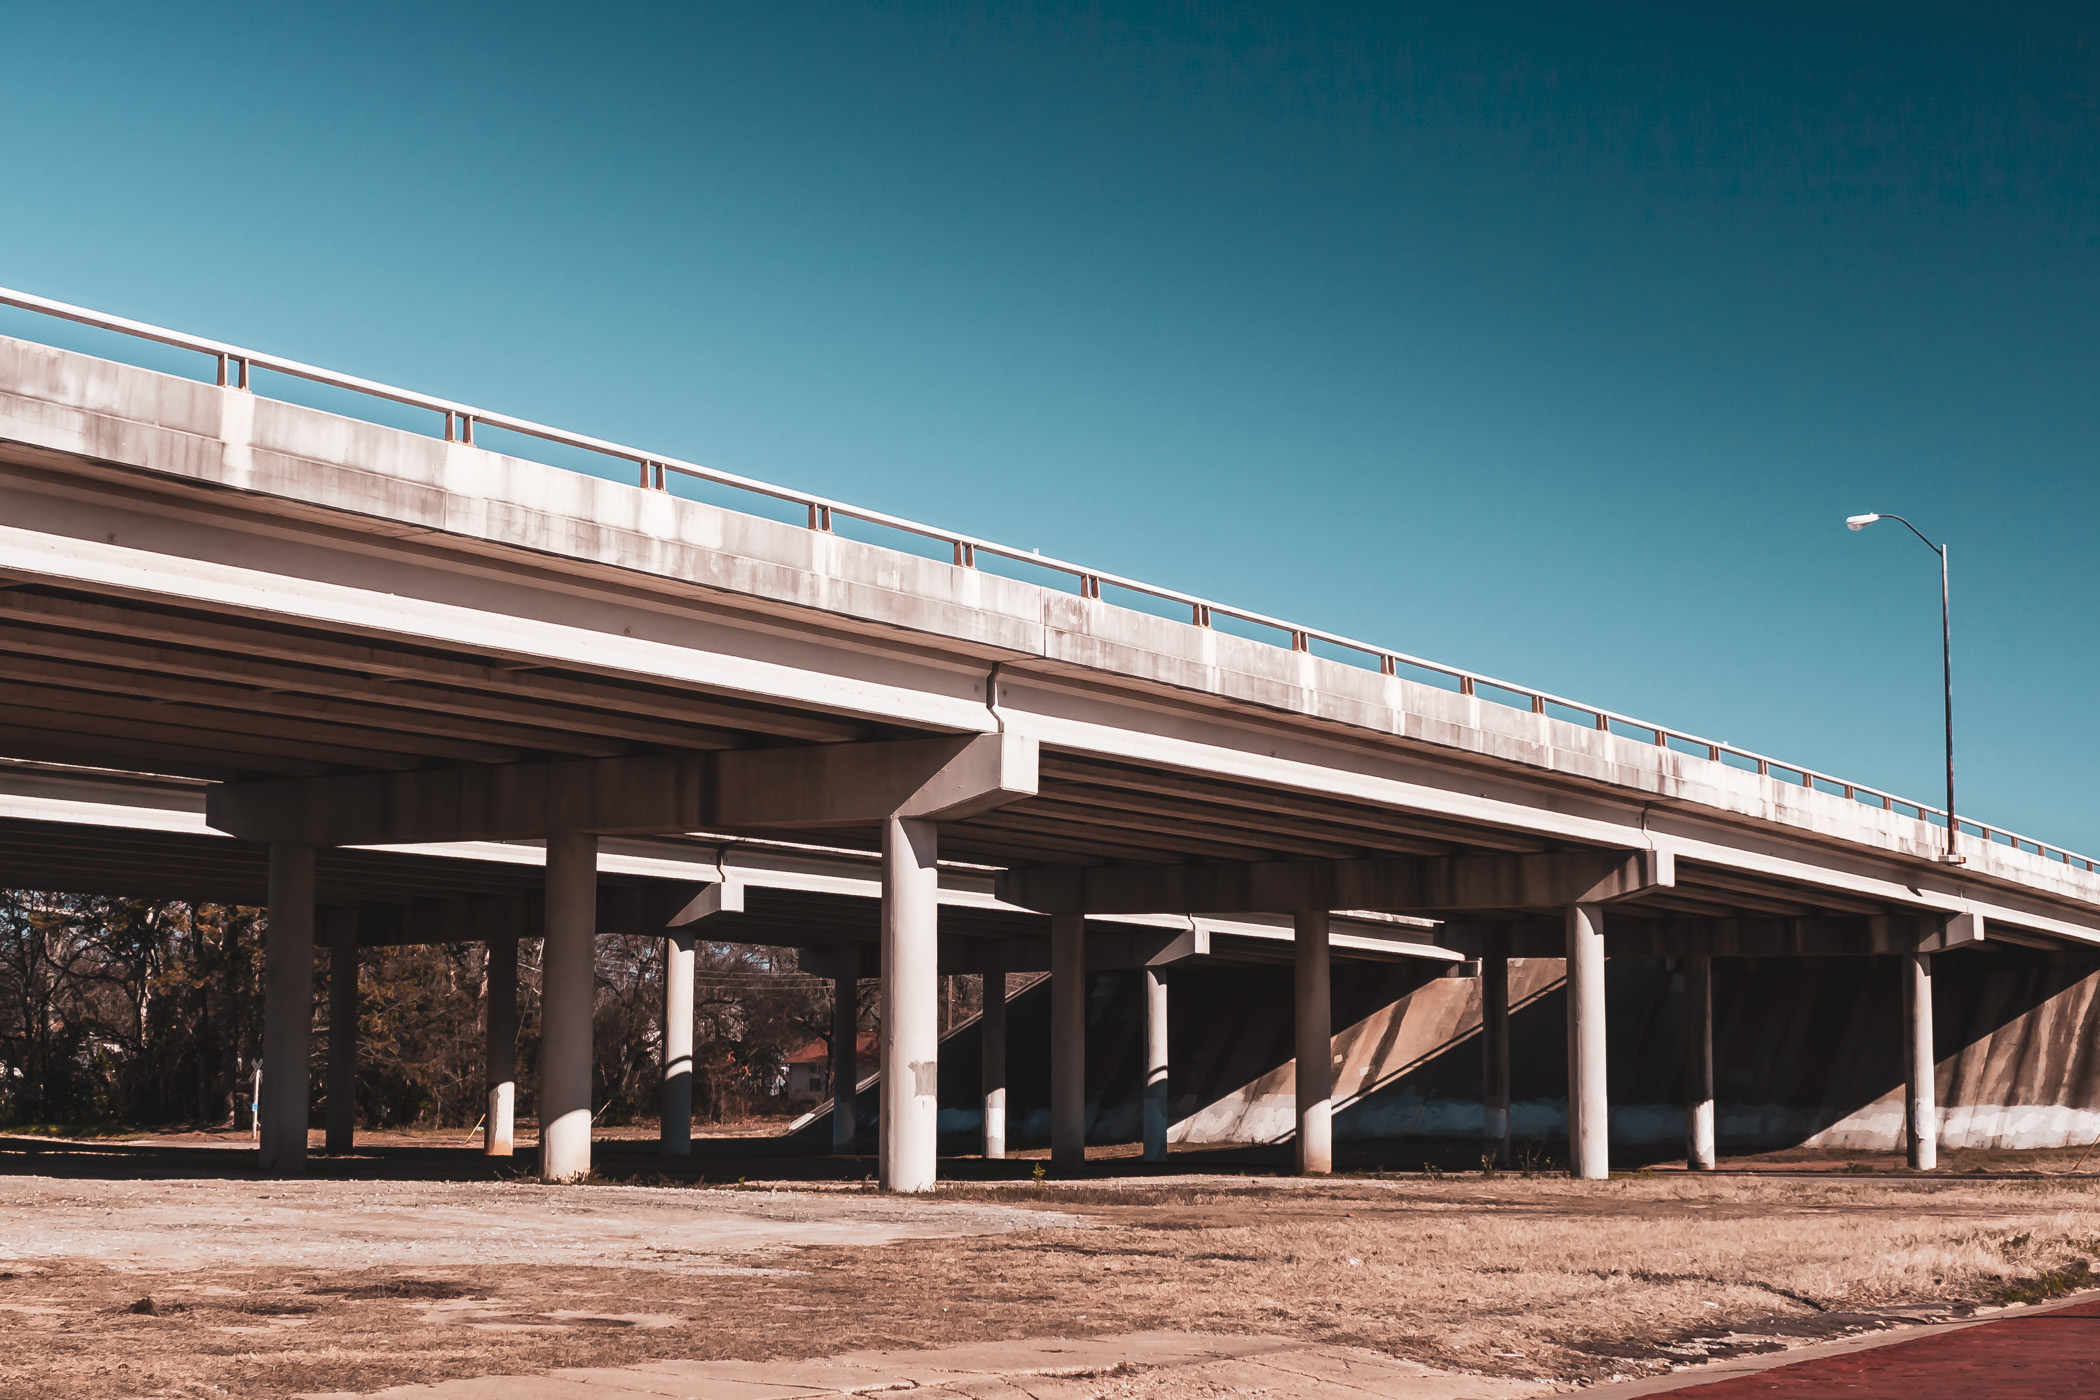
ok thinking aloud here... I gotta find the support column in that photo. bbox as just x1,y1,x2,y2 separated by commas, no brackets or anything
981,972,1007,1159
879,816,940,1193
1684,952,1716,1171
539,831,598,1181
259,843,316,1176
1481,949,1510,1166
832,975,859,1154
1904,951,1937,1171
661,932,694,1156
485,934,518,1157
1294,909,1332,1176
324,908,358,1155
1050,913,1087,1172
1142,968,1169,1162
1566,902,1608,1180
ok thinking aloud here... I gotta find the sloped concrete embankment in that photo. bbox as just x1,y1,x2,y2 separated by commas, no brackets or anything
788,944,2100,1155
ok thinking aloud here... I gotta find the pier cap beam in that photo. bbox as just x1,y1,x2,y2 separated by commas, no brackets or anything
997,850,1671,916
205,734,1037,845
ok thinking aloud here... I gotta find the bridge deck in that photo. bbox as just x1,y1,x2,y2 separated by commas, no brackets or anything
0,328,2094,945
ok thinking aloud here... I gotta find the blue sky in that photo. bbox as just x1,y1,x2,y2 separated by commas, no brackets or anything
2,4,2095,851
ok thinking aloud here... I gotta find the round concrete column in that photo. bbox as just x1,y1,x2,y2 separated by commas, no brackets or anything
485,934,519,1157
323,909,358,1156
1294,909,1333,1176
259,843,316,1176
981,972,1007,1160
1481,951,1510,1166
661,932,694,1156
832,975,860,1154
1684,952,1716,1171
1903,951,1937,1171
539,831,599,1181
879,816,940,1193
1565,902,1608,1180
1142,968,1169,1163
1050,913,1087,1172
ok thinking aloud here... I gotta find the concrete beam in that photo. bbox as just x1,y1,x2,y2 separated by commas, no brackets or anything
997,850,1672,916
945,924,1208,975
210,754,712,846
1439,913,1958,960
206,735,1037,846
1919,910,1984,952
717,734,1037,827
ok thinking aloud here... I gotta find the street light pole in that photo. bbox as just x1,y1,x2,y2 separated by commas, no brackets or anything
1846,512,1964,865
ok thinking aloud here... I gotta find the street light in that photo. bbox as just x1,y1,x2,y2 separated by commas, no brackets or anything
1846,511,1964,864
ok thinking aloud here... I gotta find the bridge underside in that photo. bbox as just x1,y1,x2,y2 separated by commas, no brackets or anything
4,322,2098,1189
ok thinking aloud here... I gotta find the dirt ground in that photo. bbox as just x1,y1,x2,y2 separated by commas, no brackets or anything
5,1139,2100,1399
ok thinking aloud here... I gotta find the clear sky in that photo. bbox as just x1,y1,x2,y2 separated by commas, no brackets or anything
2,4,2094,852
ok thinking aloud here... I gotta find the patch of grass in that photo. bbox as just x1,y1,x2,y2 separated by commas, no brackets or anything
1993,1257,2092,1305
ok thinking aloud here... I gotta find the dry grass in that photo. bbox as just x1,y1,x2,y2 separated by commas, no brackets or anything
5,1171,2100,1397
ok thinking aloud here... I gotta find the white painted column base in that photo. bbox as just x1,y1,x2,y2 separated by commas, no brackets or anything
1685,952,1716,1171
981,972,1007,1160
485,934,519,1157
540,832,598,1182
1142,968,1169,1162
1482,950,1510,1166
1294,909,1332,1176
1566,902,1608,1181
879,817,940,1193
661,932,694,1157
1904,950,1938,1171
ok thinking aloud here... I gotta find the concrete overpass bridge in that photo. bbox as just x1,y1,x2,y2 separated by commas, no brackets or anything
2,286,2096,1188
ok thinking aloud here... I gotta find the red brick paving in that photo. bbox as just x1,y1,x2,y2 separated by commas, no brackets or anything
1668,1298,2100,1397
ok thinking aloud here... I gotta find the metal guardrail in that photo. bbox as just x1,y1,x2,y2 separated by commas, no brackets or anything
2,284,2092,876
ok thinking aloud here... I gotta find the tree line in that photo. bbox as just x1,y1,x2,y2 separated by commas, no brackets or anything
0,889,865,1132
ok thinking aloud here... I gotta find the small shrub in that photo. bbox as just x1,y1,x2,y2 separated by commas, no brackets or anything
1994,1257,2092,1305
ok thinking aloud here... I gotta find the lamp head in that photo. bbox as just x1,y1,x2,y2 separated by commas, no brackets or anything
1845,513,1881,532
